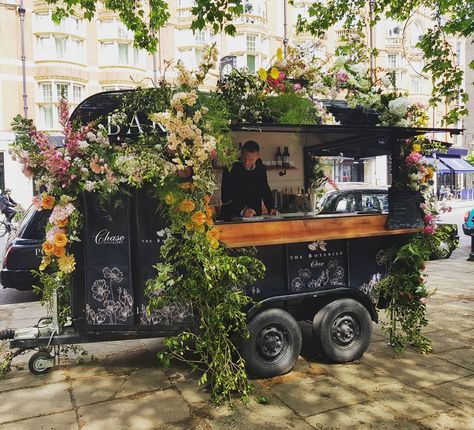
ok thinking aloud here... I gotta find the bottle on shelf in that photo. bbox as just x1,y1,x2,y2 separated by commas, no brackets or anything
282,146,290,169
276,147,282,167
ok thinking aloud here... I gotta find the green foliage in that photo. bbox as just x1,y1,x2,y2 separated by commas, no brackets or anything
377,234,434,355
0,342,14,378
147,219,265,403
465,152,474,166
265,93,320,125
292,0,473,124
218,70,270,123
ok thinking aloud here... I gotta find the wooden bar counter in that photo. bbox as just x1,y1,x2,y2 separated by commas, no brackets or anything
217,213,420,248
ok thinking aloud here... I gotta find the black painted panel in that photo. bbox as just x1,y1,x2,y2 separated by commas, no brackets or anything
83,193,134,326
287,239,347,293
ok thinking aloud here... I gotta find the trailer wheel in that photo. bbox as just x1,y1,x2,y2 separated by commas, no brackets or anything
240,308,302,378
312,299,372,363
29,351,53,375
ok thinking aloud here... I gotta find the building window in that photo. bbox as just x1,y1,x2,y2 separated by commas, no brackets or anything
246,34,256,52
387,54,399,68
100,41,141,67
195,30,206,45
101,85,134,91
247,54,256,73
118,43,129,64
37,81,85,130
410,21,423,46
36,35,84,62
411,77,422,93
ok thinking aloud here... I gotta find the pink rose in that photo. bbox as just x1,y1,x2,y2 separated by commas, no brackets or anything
293,83,302,91
423,214,434,223
419,297,428,305
177,166,193,178
423,225,435,235
336,70,349,84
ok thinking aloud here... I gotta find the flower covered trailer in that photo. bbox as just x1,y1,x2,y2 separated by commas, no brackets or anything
8,90,461,378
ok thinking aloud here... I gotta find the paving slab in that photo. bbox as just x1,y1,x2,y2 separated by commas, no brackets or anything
0,411,78,430
266,374,368,417
70,374,128,407
373,383,453,420
0,381,72,424
305,401,424,429
423,375,474,412
78,389,190,430
116,367,171,398
361,349,472,388
420,409,474,430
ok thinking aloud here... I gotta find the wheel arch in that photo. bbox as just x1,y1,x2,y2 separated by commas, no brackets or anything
248,288,378,323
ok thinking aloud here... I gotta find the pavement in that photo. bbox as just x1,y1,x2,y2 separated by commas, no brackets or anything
0,245,473,429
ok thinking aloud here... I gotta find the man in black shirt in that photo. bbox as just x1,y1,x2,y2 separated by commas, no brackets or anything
221,140,277,219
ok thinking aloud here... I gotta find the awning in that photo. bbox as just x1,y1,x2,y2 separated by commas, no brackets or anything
438,156,474,173
424,156,451,174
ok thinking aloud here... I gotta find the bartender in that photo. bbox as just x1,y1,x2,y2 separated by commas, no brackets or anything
221,140,278,219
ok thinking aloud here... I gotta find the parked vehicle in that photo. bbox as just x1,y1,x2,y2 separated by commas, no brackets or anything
319,188,458,259
462,208,474,236
1,206,49,291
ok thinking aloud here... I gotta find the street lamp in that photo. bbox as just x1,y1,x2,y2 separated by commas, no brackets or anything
18,0,28,118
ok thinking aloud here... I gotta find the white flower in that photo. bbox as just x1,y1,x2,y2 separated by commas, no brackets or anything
79,140,89,148
334,55,348,68
382,75,392,87
351,63,368,75
388,97,409,117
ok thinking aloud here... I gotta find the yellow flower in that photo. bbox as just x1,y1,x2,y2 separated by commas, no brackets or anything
54,232,68,248
426,167,434,179
42,241,54,256
412,143,421,152
179,199,195,213
276,47,283,61
42,195,55,210
258,67,267,81
164,192,175,205
191,211,206,226
207,227,220,241
209,238,219,249
185,222,194,231
270,67,280,80
58,254,76,274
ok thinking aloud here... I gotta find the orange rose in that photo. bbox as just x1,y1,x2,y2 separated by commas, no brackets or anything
56,218,69,228
179,199,195,213
53,245,66,258
426,168,434,180
54,232,68,248
191,211,206,226
207,227,220,241
205,205,214,217
204,194,211,205
42,241,54,256
42,195,55,210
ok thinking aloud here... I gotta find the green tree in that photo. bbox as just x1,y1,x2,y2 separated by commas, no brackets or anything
46,1,472,123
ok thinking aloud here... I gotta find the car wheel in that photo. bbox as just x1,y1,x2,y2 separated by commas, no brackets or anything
313,299,372,363
28,351,53,375
240,308,302,378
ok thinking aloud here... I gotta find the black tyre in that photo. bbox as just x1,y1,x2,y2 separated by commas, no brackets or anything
312,299,372,363
28,351,53,375
240,308,302,378
0,221,8,238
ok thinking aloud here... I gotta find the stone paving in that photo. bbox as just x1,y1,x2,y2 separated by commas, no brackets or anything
0,244,473,430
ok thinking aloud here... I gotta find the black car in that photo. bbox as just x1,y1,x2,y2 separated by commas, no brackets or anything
319,187,458,259
1,206,49,291
319,188,389,214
